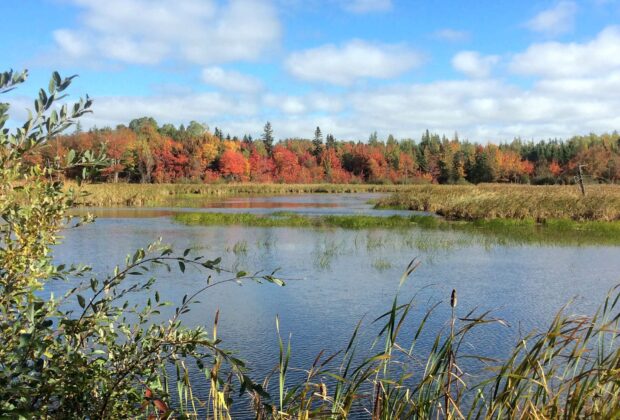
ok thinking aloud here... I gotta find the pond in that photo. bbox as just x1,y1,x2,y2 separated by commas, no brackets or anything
56,193,620,417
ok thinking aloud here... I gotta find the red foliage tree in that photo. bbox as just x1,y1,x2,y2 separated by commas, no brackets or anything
272,145,302,183
219,149,249,181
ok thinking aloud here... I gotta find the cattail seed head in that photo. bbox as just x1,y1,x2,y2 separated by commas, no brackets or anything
320,382,327,399
450,289,458,308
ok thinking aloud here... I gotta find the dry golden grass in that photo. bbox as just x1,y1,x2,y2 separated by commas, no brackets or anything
376,183,620,221
69,182,410,207
70,182,620,221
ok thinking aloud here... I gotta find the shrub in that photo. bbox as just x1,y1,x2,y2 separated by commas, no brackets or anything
0,70,281,418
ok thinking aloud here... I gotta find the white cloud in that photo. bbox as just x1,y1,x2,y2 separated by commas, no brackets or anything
285,40,423,85
510,26,620,78
21,68,615,142
53,29,91,58
201,67,263,93
263,94,307,114
432,29,471,42
343,0,392,13
524,1,578,36
10,22,620,142
70,92,259,129
452,51,500,78
53,0,281,65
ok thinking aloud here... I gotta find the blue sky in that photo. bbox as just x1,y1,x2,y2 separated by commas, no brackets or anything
4,0,620,141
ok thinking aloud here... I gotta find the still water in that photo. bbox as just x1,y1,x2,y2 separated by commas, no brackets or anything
56,194,620,416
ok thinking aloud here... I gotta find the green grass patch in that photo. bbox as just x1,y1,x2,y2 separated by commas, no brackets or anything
174,212,424,229
174,212,620,245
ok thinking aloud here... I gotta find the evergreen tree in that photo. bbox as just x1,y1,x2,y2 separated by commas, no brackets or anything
312,126,323,157
214,127,224,141
368,131,379,146
326,134,336,149
262,121,274,155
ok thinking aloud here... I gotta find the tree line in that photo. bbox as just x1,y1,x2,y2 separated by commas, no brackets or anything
26,117,620,184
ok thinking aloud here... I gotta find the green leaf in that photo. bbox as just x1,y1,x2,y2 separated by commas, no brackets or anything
66,149,76,166
77,294,86,308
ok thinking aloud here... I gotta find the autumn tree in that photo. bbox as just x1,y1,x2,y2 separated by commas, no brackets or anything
272,145,301,183
101,128,136,182
219,149,249,181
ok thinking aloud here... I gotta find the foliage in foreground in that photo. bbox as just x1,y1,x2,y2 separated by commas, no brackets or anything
0,70,282,418
2,71,620,419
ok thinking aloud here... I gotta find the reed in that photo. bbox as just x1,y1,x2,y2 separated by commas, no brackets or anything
68,182,410,207
232,262,620,418
376,183,620,222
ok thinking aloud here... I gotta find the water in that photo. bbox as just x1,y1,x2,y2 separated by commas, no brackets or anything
55,194,620,417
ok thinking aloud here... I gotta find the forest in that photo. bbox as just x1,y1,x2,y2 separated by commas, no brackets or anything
28,117,620,185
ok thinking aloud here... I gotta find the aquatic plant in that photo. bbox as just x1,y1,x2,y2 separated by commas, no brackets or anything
174,212,620,245
376,184,620,222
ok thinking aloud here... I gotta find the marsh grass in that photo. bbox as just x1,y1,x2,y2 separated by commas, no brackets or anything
174,212,620,245
313,240,347,269
229,240,248,255
371,258,392,271
69,183,409,207
237,262,620,419
376,183,620,222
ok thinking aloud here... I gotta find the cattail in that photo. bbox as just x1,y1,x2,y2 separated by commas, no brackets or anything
450,289,458,308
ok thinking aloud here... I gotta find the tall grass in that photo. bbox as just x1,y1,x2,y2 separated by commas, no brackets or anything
69,183,409,207
192,261,620,418
173,212,620,245
72,183,620,223
376,183,620,222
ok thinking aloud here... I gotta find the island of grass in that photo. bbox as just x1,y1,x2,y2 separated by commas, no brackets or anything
373,184,620,221
74,182,620,244
173,212,620,245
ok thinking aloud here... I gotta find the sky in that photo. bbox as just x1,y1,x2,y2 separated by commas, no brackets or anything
3,0,620,142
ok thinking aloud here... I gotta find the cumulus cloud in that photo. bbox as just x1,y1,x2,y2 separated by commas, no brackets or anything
285,40,423,85
432,29,471,42
510,26,620,78
343,0,392,13
263,94,307,114
452,51,500,78
53,0,281,65
201,67,263,93
10,21,620,142
524,1,578,36
67,92,259,130
23,67,616,142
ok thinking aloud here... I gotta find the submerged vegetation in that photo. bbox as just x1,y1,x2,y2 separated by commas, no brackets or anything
4,72,620,418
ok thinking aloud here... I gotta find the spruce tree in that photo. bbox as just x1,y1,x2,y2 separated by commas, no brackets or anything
262,121,274,155
312,126,323,157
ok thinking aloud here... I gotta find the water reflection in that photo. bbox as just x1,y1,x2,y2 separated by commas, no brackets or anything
57,193,620,417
